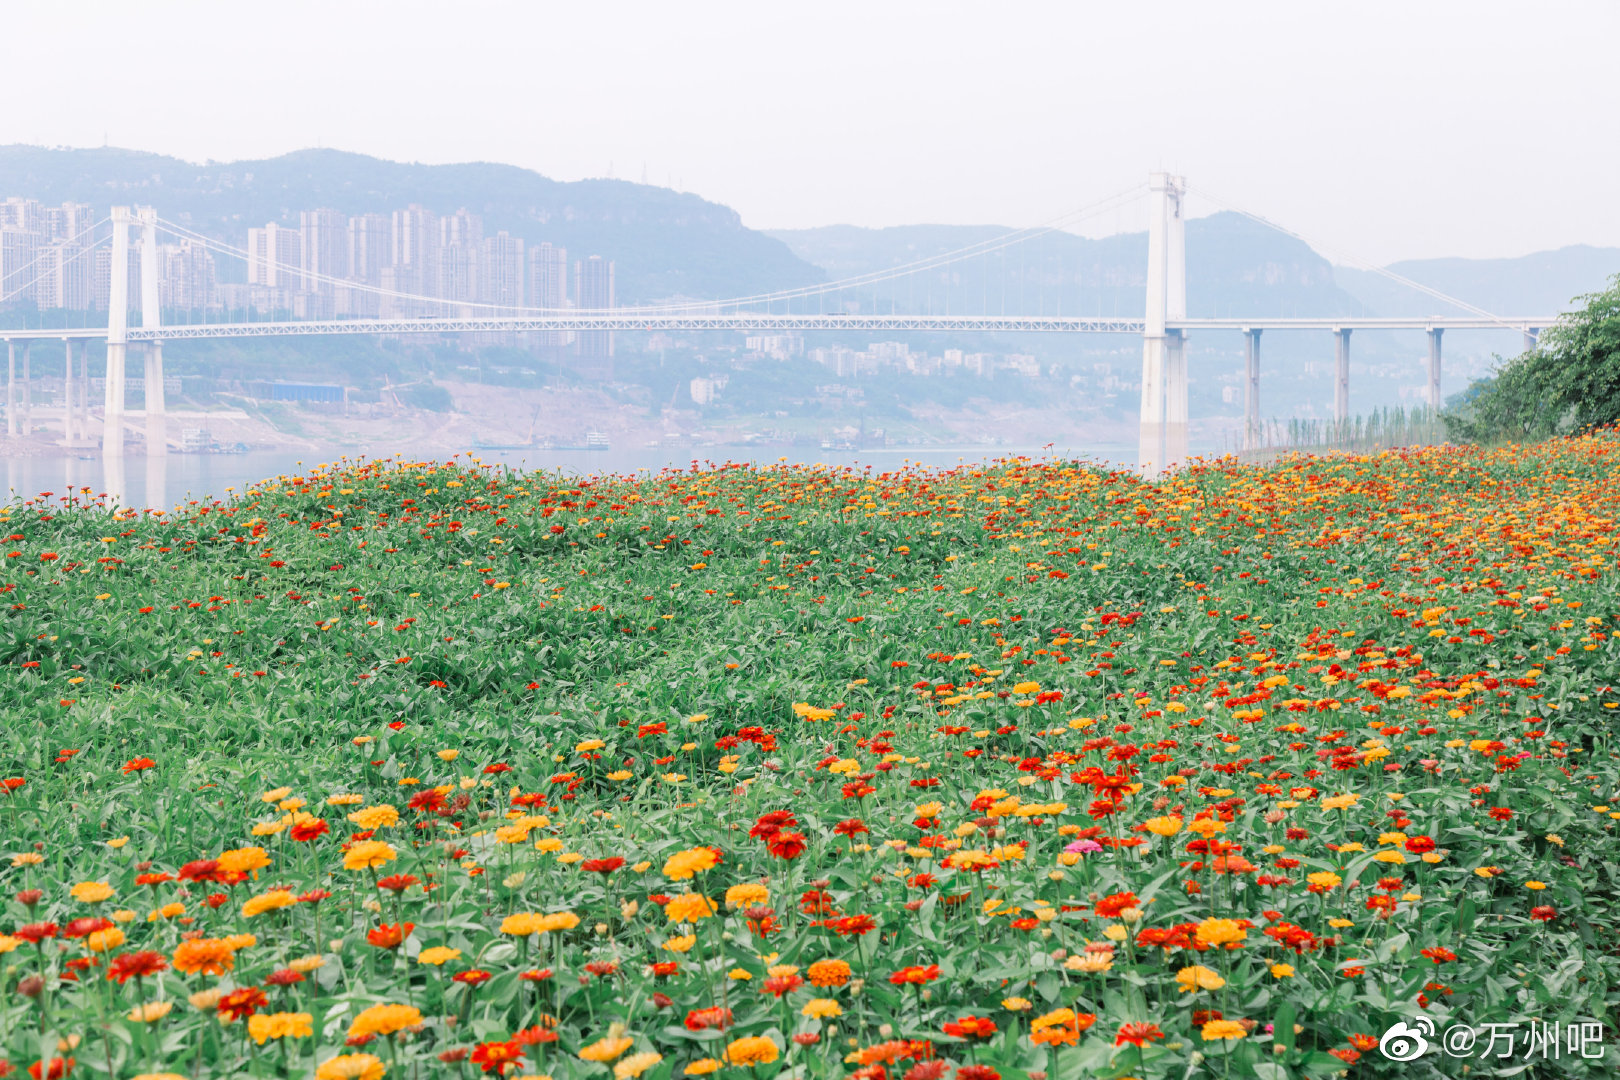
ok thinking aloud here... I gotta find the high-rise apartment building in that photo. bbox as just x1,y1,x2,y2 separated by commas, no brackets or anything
346,213,390,317
159,240,217,311
438,209,484,309
246,223,302,289
483,231,524,308
389,205,439,313
526,242,568,352
0,226,38,305
574,255,615,375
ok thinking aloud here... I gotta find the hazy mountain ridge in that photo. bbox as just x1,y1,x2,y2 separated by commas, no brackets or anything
768,213,1366,319
0,145,823,303
770,217,1620,323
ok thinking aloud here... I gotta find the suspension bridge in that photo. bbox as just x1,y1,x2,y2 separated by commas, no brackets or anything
0,175,1559,481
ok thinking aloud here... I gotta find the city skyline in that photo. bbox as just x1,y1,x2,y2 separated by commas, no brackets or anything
0,1,1613,265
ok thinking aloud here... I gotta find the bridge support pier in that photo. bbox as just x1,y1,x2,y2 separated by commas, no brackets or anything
1524,327,1539,354
63,340,76,444
1242,328,1261,450
1138,172,1187,477
1333,328,1352,425
5,341,13,438
104,207,131,461
1427,328,1443,411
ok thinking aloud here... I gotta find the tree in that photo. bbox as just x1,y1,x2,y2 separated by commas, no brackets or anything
1445,274,1620,442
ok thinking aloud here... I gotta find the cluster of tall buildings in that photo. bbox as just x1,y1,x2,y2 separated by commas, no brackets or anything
1,196,617,361
805,342,1042,379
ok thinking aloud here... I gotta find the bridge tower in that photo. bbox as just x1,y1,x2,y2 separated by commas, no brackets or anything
138,206,166,456
104,207,131,459
1138,172,1187,478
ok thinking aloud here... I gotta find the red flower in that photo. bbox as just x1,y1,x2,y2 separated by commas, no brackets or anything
376,874,419,893
366,923,414,949
121,758,156,774
106,951,167,984
1094,891,1139,919
649,961,679,978
584,960,618,979
61,918,113,940
217,987,268,1023
956,1067,1000,1080
685,1007,734,1031
134,872,174,887
1531,905,1557,922
298,889,332,904
580,857,625,875
943,1016,997,1040
767,831,809,860
12,923,58,944
512,1026,559,1045
1115,1022,1164,1047
518,968,553,982
749,810,798,841
468,1040,524,1075
290,819,330,842
833,819,870,837
452,970,493,987
833,914,876,937
264,969,305,986
177,860,222,883
482,763,514,775
889,964,941,986
28,1058,73,1080
1420,947,1457,964
408,789,447,813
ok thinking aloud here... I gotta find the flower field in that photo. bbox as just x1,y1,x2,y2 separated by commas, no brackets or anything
2,435,1620,1079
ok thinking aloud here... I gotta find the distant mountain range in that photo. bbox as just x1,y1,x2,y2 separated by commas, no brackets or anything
0,146,822,303
770,218,1620,323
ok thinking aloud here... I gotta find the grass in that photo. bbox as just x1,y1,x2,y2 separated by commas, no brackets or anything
1,433,1619,1078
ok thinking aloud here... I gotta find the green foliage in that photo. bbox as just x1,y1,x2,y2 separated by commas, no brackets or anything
1446,274,1620,442
399,381,453,411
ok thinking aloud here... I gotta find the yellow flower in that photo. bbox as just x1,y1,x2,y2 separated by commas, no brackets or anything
218,847,271,876
1320,793,1358,811
347,1003,422,1039
1306,871,1343,890
661,935,697,954
1194,918,1246,947
127,1000,173,1022
1201,1019,1247,1041
665,893,717,923
0,934,22,954
578,1036,634,1063
289,954,326,974
86,927,126,953
315,1053,386,1080
10,853,44,867
1002,997,1033,1011
342,841,397,871
347,805,399,830
540,911,580,933
417,947,462,966
724,883,770,908
801,998,842,1019
501,913,545,936
71,881,115,903
326,794,364,807
1270,963,1295,978
723,1036,780,1066
684,1061,722,1077
242,890,298,918
248,1012,314,1045
437,749,460,762
575,740,605,753
106,837,130,849
1175,965,1225,993
188,988,224,1011
1373,850,1407,864
1525,881,1548,890
1142,816,1183,837
662,848,720,882
614,1052,663,1079
110,909,137,923
262,787,294,803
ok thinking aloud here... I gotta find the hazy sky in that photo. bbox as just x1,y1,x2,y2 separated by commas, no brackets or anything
4,1,1615,264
